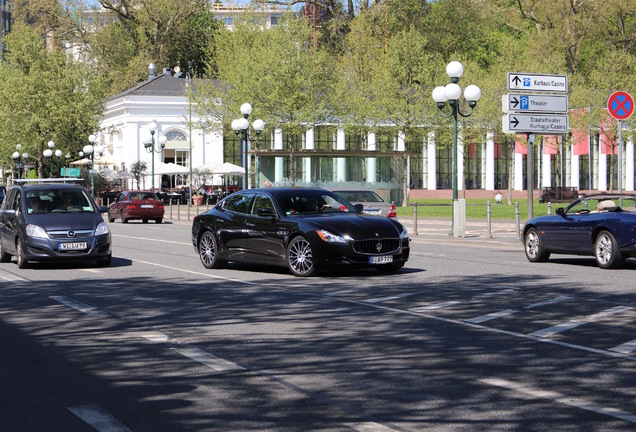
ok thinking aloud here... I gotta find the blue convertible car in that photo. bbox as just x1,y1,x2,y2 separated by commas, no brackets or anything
522,193,636,269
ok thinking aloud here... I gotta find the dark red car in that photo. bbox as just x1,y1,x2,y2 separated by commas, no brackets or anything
108,190,164,224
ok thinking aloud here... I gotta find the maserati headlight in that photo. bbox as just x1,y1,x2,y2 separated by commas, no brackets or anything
399,225,409,240
95,222,110,236
317,229,347,244
26,224,48,239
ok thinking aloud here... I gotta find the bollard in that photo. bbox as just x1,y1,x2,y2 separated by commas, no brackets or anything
177,203,181,220
169,201,173,220
413,203,418,236
487,201,492,238
547,202,552,215
515,202,520,239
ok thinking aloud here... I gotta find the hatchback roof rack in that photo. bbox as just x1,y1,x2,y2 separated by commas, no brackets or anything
14,178,84,184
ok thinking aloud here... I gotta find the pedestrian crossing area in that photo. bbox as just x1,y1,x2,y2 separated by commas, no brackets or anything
324,287,636,358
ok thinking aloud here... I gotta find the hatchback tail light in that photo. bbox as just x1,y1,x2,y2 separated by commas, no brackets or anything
388,204,397,218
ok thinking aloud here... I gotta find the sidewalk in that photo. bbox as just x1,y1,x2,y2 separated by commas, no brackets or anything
400,216,524,248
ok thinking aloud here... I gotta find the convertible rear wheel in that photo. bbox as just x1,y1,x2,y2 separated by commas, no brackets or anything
198,231,227,269
524,227,550,262
287,236,316,277
595,230,623,269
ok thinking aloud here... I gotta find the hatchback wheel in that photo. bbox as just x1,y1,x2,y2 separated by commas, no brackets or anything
595,230,623,269
524,227,550,262
96,253,112,267
0,239,11,263
287,236,316,277
107,211,115,223
198,231,226,269
16,239,29,269
155,218,163,224
121,213,128,224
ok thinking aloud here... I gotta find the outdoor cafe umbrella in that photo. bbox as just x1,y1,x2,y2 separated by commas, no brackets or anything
211,162,245,194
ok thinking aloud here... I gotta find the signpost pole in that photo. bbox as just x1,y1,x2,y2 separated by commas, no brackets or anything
618,120,623,199
527,133,534,220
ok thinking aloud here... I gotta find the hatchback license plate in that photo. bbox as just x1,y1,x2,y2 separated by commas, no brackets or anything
59,242,87,251
370,255,393,264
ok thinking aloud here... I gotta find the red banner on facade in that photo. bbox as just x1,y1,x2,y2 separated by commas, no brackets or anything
543,136,558,155
600,112,617,155
571,109,589,155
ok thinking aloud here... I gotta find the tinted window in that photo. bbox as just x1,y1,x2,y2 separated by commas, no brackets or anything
223,193,252,214
251,194,275,215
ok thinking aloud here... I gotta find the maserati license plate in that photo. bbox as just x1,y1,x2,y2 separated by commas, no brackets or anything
370,255,393,264
59,242,87,251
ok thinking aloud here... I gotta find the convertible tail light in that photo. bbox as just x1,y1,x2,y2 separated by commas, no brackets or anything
388,204,397,218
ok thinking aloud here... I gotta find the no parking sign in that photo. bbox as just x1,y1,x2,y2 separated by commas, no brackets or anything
607,91,634,120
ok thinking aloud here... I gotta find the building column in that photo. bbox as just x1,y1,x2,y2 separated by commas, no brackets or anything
570,147,580,190
542,152,552,188
366,132,377,183
514,153,524,191
457,129,464,191
485,131,495,190
274,128,284,183
598,138,607,191
336,128,346,181
626,134,634,191
303,128,314,183
427,131,436,190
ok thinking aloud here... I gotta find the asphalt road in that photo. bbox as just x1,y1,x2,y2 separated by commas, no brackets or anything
0,219,635,431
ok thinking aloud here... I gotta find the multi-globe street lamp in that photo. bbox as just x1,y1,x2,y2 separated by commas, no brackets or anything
431,61,481,236
43,140,62,178
83,134,105,197
231,103,264,189
12,144,28,180
144,121,167,194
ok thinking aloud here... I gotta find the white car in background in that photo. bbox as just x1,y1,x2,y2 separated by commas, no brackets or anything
333,189,397,219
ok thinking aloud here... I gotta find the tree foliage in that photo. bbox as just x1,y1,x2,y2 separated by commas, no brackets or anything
0,23,106,177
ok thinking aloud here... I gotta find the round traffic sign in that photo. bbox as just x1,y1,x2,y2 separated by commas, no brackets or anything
607,91,634,120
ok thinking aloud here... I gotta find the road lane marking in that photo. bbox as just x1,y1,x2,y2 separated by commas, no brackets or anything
609,339,636,355
344,422,401,431
325,289,356,297
50,296,104,315
525,295,573,309
67,405,132,432
479,378,636,424
175,347,245,372
475,288,517,298
410,301,461,311
364,293,413,304
112,233,190,246
529,306,633,338
466,309,518,324
0,271,29,284
132,259,257,285
134,331,170,342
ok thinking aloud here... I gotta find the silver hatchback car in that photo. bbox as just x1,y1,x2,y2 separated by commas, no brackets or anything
333,189,397,219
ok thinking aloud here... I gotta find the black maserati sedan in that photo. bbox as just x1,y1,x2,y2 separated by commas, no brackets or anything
192,187,410,276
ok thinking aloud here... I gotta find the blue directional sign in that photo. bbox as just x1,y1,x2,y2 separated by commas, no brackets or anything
507,73,568,93
502,94,569,114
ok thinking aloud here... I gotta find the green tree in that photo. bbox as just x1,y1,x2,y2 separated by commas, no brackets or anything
130,160,147,189
0,23,106,177
198,13,335,186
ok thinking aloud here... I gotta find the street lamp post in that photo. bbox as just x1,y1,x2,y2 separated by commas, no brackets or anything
185,73,195,212
12,144,28,180
83,134,105,197
231,103,264,189
43,140,60,178
432,61,481,237
144,121,167,194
